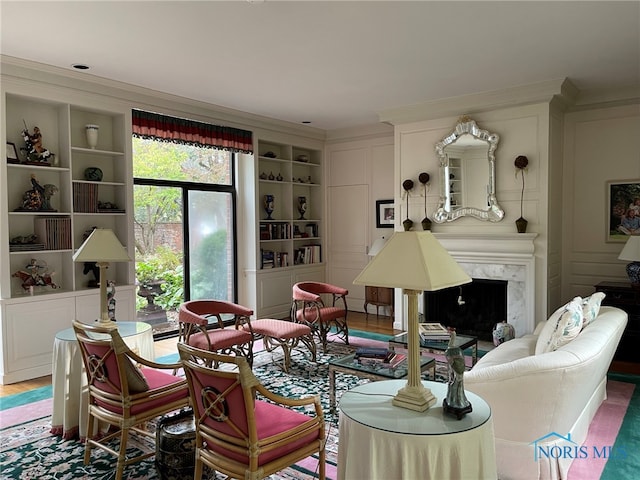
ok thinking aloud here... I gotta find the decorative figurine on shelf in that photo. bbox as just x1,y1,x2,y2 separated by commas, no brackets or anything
264,194,275,220
443,331,473,419
107,281,117,321
15,174,58,212
297,196,307,220
20,122,54,164
12,258,58,292
83,261,100,288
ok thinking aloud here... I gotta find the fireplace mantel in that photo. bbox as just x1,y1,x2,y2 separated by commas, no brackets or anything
433,233,537,257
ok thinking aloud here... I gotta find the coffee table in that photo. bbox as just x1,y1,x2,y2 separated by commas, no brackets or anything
328,353,435,411
388,332,478,366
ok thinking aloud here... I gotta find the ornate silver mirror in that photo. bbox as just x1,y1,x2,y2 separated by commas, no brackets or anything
433,116,504,223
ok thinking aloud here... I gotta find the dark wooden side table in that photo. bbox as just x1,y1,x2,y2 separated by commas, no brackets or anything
364,285,394,318
594,281,640,373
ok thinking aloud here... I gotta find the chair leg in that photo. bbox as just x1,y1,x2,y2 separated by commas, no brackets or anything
300,333,317,362
318,447,326,480
194,450,204,480
84,413,95,465
115,428,129,480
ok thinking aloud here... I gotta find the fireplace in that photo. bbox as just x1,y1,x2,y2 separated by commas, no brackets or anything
423,279,508,342
396,233,537,338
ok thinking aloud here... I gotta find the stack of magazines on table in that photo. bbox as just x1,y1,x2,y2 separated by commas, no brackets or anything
354,347,406,368
419,322,451,343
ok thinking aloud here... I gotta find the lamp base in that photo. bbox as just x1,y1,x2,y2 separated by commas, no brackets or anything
626,261,640,285
392,384,437,412
96,318,118,329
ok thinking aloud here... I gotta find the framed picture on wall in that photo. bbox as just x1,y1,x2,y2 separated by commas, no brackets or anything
606,180,640,242
376,200,395,228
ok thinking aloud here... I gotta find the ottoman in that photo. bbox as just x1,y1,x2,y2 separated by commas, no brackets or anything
246,319,317,372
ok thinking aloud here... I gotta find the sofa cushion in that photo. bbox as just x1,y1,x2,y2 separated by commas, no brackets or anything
582,292,606,328
535,304,566,355
535,297,584,354
547,297,584,352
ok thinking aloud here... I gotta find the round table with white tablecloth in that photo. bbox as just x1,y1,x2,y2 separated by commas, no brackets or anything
50,321,155,440
338,379,497,480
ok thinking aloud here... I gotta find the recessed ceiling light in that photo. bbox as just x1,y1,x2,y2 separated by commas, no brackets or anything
72,64,90,70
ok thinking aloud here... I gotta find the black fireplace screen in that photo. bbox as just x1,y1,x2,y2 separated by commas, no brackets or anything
423,279,507,341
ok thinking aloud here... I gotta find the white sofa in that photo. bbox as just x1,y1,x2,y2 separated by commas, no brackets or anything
465,305,627,480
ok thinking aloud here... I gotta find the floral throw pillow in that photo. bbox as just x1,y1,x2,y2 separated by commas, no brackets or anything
546,297,584,352
581,292,606,328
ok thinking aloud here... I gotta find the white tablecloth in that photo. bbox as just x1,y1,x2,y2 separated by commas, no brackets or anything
50,321,155,440
338,379,497,480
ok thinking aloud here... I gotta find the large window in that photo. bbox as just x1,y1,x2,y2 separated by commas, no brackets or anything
133,137,237,336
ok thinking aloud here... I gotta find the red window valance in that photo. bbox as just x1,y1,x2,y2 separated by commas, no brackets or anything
132,109,253,154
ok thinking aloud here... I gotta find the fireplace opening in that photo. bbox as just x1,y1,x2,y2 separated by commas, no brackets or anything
423,278,507,341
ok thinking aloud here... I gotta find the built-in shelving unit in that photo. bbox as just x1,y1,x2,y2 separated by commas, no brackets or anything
243,139,325,319
1,82,135,384
257,140,323,270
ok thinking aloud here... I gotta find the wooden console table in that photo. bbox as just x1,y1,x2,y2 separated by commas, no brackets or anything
364,285,394,317
594,281,640,373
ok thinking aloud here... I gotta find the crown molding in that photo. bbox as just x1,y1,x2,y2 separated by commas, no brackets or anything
378,79,578,125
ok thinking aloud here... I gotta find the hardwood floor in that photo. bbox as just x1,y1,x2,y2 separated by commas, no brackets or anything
0,311,399,397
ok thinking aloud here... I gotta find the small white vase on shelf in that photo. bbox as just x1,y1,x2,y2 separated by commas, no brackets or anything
85,124,99,149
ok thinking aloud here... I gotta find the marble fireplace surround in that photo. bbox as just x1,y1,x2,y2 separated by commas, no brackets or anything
426,232,538,337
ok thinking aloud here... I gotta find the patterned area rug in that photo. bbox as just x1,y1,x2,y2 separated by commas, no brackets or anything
5,333,632,480
0,335,398,480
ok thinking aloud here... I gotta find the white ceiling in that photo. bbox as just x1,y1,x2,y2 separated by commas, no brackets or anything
1,1,639,131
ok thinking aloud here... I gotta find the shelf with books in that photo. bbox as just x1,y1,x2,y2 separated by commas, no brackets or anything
2,91,133,300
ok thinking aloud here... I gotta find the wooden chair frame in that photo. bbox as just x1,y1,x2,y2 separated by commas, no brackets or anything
291,281,349,352
73,321,190,480
178,343,326,480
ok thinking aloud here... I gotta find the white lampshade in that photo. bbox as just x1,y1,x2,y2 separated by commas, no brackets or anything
73,229,131,325
354,231,471,412
355,231,471,291
618,236,640,262
368,236,388,257
72,228,131,263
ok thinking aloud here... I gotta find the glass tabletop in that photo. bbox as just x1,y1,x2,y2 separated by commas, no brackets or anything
390,332,476,351
55,321,151,341
330,353,434,379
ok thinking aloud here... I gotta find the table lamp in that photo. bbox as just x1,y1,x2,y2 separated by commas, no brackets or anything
72,228,132,326
354,231,471,411
618,235,640,286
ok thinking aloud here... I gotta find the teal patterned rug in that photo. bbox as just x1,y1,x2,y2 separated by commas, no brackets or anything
0,335,393,480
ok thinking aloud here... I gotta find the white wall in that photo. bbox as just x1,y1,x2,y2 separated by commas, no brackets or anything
324,132,394,313
562,104,640,298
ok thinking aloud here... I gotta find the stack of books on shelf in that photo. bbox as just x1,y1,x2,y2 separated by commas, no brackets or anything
260,222,291,240
354,347,406,368
294,244,321,265
260,250,289,269
419,323,451,342
73,183,98,213
34,216,72,250
260,249,274,269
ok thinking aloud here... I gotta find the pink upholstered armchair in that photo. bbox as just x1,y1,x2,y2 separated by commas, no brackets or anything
291,281,349,352
178,343,326,480
178,300,255,366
